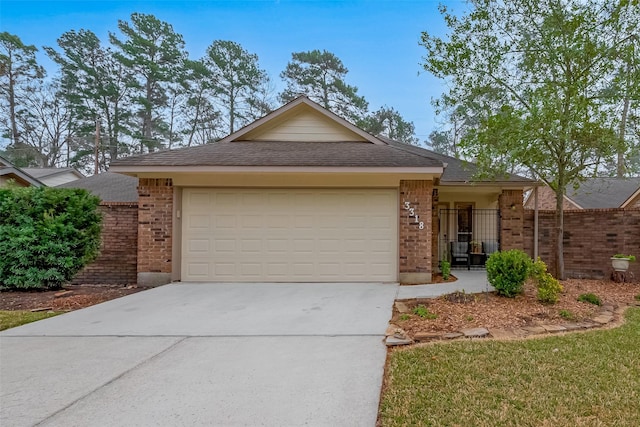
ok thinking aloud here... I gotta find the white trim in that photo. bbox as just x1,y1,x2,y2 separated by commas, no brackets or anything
621,187,640,208
438,181,536,188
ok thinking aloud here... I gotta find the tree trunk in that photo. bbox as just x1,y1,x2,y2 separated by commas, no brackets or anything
617,93,630,178
143,78,153,153
8,70,19,145
554,187,565,280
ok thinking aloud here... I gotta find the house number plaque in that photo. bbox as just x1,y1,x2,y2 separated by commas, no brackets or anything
403,201,424,230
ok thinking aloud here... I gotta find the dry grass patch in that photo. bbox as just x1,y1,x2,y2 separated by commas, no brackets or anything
379,308,640,426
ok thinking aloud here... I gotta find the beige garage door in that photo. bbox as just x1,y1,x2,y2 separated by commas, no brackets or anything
181,188,398,282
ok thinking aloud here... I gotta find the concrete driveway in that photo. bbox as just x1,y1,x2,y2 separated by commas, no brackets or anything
0,282,398,426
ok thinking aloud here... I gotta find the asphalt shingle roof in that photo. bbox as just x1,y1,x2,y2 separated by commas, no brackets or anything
567,177,640,208
57,172,138,203
110,141,444,168
22,167,81,179
379,137,535,184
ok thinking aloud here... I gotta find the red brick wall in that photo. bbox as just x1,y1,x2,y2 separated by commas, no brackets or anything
524,209,640,279
431,188,440,272
399,180,433,283
499,189,525,250
138,178,173,275
71,203,138,285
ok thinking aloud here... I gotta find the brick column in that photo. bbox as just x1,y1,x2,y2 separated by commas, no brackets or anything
431,188,440,273
138,178,173,286
499,189,524,251
399,180,433,284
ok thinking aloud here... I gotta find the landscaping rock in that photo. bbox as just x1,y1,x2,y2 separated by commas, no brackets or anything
489,328,523,339
602,304,615,312
413,332,442,342
593,315,613,324
522,326,547,334
393,329,408,339
562,323,584,331
460,327,489,338
577,322,598,329
385,336,413,347
385,324,400,336
443,332,463,339
394,301,411,314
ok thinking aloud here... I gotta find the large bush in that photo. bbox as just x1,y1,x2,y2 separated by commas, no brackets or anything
0,187,102,290
486,249,532,297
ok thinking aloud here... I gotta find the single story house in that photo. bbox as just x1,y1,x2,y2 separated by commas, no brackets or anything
524,177,640,210
111,97,536,286
0,155,43,187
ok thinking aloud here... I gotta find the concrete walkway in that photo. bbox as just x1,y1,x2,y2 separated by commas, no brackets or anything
396,270,495,300
1,282,397,427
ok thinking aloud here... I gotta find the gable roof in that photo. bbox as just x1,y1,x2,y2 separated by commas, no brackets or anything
0,155,44,187
110,97,443,172
218,96,384,144
57,172,138,203
109,96,534,186
566,177,640,209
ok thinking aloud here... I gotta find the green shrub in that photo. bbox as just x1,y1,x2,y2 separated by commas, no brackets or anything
577,293,601,306
486,249,532,297
0,187,102,290
635,294,640,301
530,258,563,304
441,260,451,280
413,305,437,319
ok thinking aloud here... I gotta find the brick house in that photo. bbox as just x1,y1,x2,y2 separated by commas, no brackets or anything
524,178,640,210
58,173,139,285
110,97,536,286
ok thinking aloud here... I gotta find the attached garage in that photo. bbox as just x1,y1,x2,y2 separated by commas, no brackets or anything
181,188,398,282
111,97,445,286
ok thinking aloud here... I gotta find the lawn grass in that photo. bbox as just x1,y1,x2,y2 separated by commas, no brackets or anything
0,310,62,331
379,307,640,427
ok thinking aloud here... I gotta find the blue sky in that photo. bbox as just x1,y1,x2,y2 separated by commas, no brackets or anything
0,0,464,141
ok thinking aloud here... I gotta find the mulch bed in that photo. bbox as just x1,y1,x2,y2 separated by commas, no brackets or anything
394,279,640,335
0,285,145,311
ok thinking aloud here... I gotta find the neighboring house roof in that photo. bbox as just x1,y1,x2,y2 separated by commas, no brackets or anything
57,172,138,203
0,155,44,187
21,167,84,186
525,177,640,209
567,177,640,209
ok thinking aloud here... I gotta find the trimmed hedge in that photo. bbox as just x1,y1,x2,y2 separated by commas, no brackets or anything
0,186,102,290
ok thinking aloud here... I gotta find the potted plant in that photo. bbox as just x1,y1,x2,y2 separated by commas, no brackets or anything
611,254,636,272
